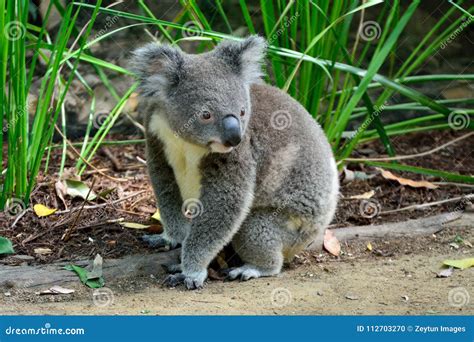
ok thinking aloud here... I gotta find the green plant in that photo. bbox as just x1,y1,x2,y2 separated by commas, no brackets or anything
1,0,103,209
2,0,473,211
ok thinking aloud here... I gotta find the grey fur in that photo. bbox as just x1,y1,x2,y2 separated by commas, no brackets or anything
131,36,339,290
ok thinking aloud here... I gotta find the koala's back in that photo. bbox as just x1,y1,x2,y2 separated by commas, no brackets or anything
247,83,339,232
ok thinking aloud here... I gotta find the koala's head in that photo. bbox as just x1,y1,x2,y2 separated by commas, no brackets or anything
130,36,267,153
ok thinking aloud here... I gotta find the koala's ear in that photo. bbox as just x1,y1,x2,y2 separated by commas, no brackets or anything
213,35,267,83
129,43,184,97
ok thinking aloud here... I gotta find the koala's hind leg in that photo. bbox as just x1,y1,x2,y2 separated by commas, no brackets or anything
228,210,284,281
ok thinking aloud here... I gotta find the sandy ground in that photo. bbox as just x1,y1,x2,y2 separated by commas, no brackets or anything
1,226,473,315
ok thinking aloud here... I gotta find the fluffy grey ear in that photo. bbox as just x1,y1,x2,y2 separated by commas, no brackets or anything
129,43,184,97
213,36,267,83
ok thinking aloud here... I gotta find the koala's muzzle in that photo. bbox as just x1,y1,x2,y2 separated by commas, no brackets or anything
222,115,241,147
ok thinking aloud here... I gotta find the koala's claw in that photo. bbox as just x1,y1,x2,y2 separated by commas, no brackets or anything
183,277,204,290
163,273,185,287
161,263,182,274
224,266,262,282
163,272,206,290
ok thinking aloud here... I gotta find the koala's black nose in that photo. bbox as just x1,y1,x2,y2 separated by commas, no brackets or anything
222,115,241,147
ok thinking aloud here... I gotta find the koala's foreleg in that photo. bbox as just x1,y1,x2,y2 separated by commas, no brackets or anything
164,154,256,289
145,136,189,247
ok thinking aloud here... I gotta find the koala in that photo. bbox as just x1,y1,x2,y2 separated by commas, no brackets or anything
130,36,339,290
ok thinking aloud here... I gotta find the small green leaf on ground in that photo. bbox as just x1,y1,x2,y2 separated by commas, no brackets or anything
97,187,116,199
64,264,105,288
64,179,97,201
443,258,474,270
453,235,464,244
0,237,15,255
119,222,150,229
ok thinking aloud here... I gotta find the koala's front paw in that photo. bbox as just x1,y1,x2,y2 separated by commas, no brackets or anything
163,270,207,290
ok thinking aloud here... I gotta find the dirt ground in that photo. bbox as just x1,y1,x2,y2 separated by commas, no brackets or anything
1,225,472,315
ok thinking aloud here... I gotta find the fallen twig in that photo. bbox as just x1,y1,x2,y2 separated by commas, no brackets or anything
380,194,473,215
62,178,97,241
54,190,147,215
344,131,473,162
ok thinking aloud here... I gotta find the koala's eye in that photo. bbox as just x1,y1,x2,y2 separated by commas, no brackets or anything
240,108,245,117
201,110,212,121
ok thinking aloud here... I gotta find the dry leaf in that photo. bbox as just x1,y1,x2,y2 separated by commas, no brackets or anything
366,242,373,252
33,204,57,217
147,224,163,234
119,222,150,229
443,258,474,270
34,248,52,255
125,92,139,112
323,229,341,256
151,209,161,222
349,190,375,200
55,180,68,209
38,286,75,295
88,254,103,280
436,267,454,278
207,268,225,281
64,179,97,201
377,168,438,189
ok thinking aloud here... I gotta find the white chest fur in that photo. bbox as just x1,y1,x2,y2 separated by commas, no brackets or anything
149,115,209,201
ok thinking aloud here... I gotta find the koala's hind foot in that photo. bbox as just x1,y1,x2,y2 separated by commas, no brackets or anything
224,264,280,281
230,209,285,281
142,234,179,250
